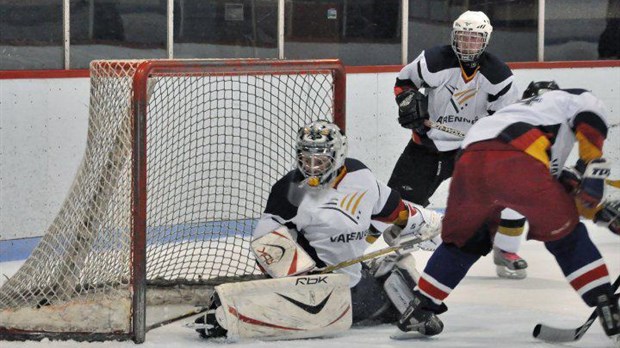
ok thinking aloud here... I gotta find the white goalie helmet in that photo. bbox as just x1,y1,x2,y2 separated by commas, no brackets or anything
296,120,348,189
451,10,493,63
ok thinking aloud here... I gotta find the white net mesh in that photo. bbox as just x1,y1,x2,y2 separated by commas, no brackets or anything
0,59,344,340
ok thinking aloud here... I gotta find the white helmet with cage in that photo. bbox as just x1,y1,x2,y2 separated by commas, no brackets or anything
296,120,348,189
451,11,493,63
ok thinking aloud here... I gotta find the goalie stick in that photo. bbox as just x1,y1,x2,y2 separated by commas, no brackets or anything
316,235,426,274
532,274,620,343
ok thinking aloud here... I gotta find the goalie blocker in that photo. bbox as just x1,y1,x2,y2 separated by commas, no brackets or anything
251,226,316,278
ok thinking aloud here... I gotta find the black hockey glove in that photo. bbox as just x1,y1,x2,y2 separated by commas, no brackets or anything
395,89,429,133
558,167,582,195
594,200,620,235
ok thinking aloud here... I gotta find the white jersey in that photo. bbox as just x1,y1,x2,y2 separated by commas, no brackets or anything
462,89,609,176
253,158,402,287
398,46,518,151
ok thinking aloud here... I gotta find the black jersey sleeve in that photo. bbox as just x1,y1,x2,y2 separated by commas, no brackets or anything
263,170,302,220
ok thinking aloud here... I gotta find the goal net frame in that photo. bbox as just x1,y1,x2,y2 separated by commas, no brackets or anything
0,59,346,343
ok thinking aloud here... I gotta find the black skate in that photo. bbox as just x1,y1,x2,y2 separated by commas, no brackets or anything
193,293,227,339
595,292,620,342
493,246,528,279
395,293,444,337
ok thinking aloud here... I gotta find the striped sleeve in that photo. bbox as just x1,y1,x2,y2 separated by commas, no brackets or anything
371,181,405,223
497,122,552,168
573,111,607,162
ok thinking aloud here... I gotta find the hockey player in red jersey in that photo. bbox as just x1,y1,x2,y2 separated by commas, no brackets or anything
388,10,529,279
194,120,443,339
391,82,620,342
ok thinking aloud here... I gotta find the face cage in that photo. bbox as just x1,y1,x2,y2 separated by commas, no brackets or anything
452,31,488,62
297,149,337,189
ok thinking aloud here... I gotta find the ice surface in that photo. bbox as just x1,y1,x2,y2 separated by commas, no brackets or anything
1,221,618,348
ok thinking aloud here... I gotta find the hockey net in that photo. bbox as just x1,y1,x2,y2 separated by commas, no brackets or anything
0,59,345,342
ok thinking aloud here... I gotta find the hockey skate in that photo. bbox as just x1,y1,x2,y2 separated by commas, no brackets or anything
392,293,444,339
595,292,620,345
493,246,528,279
191,294,228,339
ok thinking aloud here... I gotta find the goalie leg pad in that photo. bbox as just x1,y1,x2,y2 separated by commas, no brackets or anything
366,253,420,319
383,254,420,314
212,274,352,340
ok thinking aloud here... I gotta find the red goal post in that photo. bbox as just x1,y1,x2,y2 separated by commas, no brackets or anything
0,59,346,343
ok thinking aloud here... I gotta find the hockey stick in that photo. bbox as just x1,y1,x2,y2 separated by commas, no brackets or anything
317,235,426,274
606,179,620,189
532,274,620,342
424,120,465,138
147,306,211,332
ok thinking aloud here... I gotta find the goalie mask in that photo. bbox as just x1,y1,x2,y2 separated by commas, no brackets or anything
522,80,560,99
296,120,348,189
451,11,493,63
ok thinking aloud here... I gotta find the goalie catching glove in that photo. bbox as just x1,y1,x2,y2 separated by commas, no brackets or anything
395,88,429,133
383,202,442,251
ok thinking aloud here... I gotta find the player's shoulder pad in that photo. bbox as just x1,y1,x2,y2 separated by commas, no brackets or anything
478,52,513,84
423,45,460,73
344,158,369,173
264,170,303,219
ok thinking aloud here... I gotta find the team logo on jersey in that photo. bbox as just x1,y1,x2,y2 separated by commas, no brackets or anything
520,96,543,106
330,230,369,243
445,85,478,113
436,114,480,125
320,191,367,224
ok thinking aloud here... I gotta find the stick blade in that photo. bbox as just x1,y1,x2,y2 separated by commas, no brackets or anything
532,323,580,343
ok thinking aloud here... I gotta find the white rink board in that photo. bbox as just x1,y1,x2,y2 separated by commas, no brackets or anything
1,66,620,239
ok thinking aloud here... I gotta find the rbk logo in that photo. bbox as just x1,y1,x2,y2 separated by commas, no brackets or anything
277,291,333,314
255,244,285,265
295,276,328,285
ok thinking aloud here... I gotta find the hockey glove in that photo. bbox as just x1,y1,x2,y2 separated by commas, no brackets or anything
383,202,442,249
395,89,429,133
558,166,582,195
418,235,442,251
577,158,610,208
594,200,620,235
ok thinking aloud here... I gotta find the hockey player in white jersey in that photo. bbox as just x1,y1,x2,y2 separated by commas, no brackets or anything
193,120,443,340
388,10,529,279
393,82,620,342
